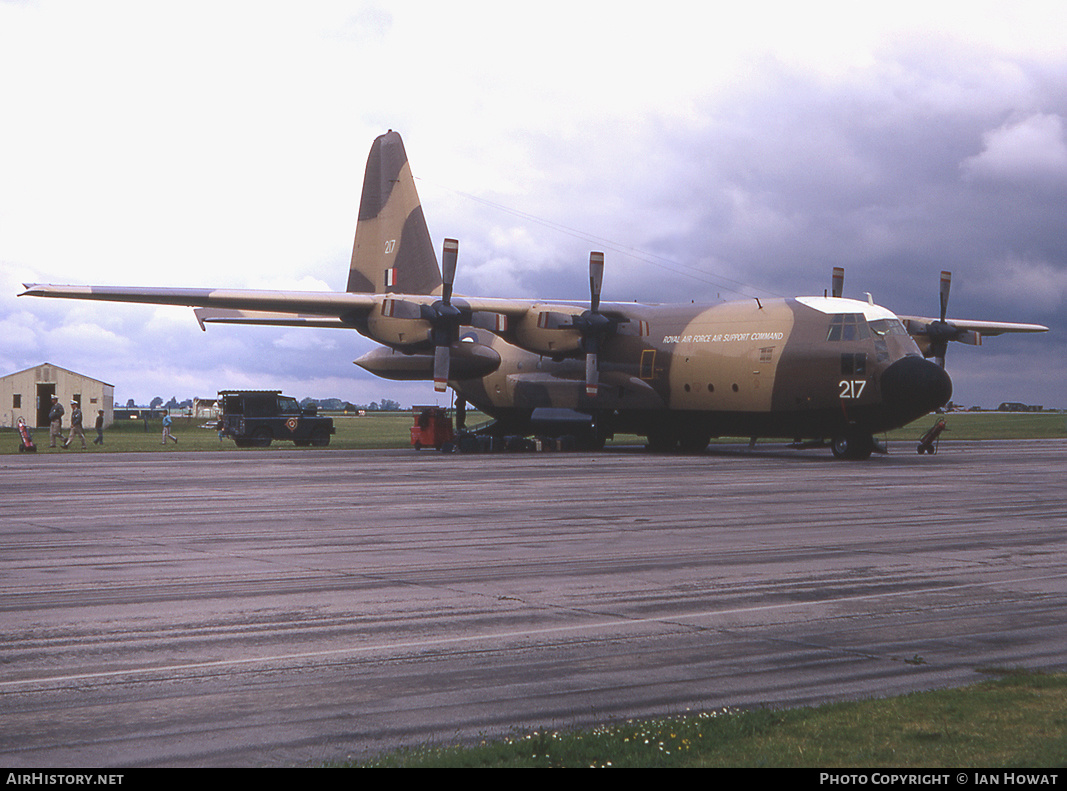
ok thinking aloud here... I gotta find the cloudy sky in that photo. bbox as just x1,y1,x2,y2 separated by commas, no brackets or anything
1,0,1064,410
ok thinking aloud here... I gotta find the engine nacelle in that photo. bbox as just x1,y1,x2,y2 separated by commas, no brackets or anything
365,297,432,348
355,341,501,381
513,305,585,356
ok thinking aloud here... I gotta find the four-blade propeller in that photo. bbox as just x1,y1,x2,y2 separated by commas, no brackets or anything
907,270,981,367
430,238,462,391
572,252,614,397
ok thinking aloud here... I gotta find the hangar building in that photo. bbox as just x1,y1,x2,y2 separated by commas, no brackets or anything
0,363,114,429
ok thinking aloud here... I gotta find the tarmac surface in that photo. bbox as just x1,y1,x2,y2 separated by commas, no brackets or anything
1,440,1066,767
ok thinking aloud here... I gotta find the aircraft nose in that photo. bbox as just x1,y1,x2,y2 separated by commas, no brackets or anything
880,355,953,422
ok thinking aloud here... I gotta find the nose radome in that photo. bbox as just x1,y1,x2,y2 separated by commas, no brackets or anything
880,355,953,422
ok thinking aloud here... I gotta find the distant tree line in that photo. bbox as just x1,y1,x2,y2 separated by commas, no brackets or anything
300,398,402,412
125,397,193,409
123,396,404,412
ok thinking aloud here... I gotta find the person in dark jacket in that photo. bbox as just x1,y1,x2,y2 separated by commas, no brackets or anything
48,396,64,448
64,401,87,449
94,410,105,445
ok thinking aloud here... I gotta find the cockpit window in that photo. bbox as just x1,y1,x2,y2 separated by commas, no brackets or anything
869,316,923,358
869,318,909,337
826,313,870,342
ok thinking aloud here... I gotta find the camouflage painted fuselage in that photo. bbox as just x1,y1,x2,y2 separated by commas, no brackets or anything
455,294,949,444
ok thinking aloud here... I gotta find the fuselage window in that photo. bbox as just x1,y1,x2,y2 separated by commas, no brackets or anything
841,353,867,376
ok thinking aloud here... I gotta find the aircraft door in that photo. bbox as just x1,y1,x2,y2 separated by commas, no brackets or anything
640,349,656,380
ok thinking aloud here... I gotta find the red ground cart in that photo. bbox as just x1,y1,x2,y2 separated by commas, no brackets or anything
410,406,454,451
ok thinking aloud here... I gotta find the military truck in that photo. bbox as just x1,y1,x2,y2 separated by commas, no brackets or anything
219,390,334,447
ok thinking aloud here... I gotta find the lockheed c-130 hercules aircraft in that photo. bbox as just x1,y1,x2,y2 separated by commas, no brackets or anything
21,131,1048,459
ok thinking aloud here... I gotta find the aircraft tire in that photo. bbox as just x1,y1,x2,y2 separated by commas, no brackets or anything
678,433,710,453
831,431,874,460
457,433,480,453
576,434,606,451
645,430,678,453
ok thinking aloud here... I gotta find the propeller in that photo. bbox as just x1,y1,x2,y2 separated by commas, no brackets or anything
939,270,950,323
928,270,952,367
909,271,980,367
831,266,844,299
572,252,613,397
430,238,462,391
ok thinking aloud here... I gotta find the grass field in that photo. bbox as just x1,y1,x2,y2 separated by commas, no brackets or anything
348,670,1067,768
3,410,1064,454
1,412,417,454
884,411,1067,442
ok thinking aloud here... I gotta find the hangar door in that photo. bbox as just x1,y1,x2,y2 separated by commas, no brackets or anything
36,383,56,428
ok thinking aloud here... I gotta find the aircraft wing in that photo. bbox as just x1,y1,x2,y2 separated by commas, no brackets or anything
19,284,380,316
19,283,647,382
17,283,563,336
19,284,553,317
17,283,635,325
898,315,1049,337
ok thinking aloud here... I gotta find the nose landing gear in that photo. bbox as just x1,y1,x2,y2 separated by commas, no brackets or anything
831,430,875,460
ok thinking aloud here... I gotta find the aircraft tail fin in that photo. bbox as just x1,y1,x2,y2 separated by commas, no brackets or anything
347,131,442,295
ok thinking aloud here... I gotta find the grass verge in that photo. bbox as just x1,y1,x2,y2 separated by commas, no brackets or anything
346,670,1067,768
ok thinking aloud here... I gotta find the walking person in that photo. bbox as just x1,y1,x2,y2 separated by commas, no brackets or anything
161,411,178,444
93,410,105,445
63,400,87,449
48,396,64,448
